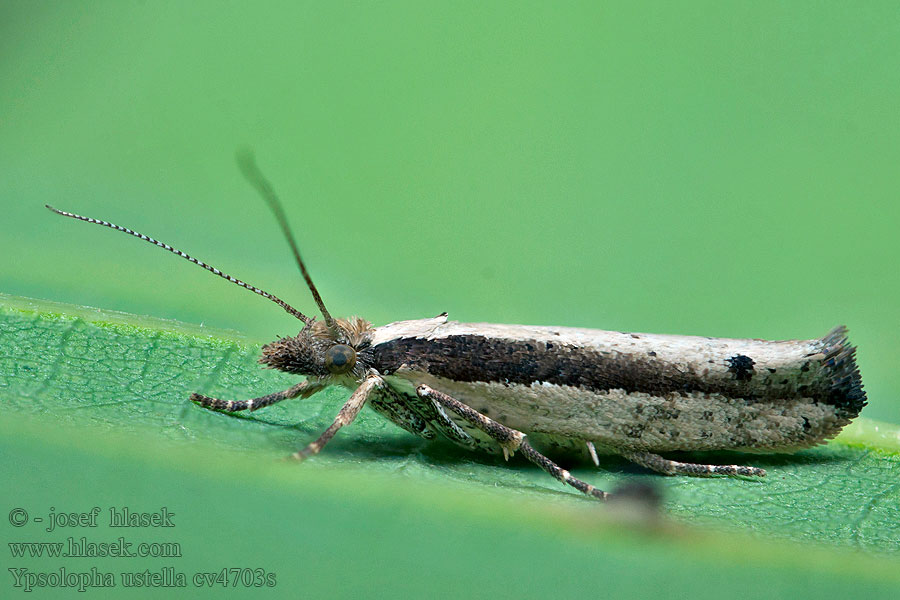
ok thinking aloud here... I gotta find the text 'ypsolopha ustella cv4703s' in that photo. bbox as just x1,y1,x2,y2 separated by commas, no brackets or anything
47,154,866,501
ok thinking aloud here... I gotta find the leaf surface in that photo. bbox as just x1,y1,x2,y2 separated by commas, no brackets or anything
2,294,899,598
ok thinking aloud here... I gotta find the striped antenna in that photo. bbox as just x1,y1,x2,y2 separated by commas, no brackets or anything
236,150,336,331
45,205,313,325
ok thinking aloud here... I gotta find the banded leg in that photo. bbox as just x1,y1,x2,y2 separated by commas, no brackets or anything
292,374,382,460
190,379,325,413
416,385,608,501
620,450,766,477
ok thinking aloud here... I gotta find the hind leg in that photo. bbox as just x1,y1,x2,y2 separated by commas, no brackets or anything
620,450,766,477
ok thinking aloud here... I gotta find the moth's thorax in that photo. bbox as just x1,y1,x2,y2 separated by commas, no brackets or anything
259,316,375,380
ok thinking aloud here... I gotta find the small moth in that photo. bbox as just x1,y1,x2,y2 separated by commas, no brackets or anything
48,155,866,500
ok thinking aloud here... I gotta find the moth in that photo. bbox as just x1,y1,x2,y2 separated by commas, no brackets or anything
47,155,866,500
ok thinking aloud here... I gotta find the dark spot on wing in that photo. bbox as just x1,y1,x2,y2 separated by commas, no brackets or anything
726,354,755,381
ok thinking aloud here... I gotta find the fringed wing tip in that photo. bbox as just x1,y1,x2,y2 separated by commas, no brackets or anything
821,325,867,418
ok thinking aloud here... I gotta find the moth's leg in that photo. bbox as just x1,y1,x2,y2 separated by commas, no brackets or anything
190,379,325,413
368,385,435,440
370,386,477,448
417,385,608,500
619,450,766,477
292,373,382,461
586,441,600,467
404,391,478,449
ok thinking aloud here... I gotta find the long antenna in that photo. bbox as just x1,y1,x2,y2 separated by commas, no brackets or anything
45,205,313,325
236,150,336,331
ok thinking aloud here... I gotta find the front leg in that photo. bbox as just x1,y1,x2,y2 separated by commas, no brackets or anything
416,385,608,501
190,379,325,412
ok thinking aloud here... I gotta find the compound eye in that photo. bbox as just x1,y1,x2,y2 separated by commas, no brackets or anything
324,344,357,375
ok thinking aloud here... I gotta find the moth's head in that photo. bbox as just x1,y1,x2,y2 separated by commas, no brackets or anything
259,316,373,381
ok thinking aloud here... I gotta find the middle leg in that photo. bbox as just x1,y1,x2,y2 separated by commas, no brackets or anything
292,373,383,460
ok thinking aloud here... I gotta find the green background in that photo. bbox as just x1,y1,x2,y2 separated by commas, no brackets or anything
2,2,899,598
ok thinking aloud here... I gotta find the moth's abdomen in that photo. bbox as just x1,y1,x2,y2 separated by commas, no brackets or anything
372,321,866,453
373,325,865,417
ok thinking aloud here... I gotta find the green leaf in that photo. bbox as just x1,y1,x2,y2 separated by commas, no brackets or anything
3,293,899,598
